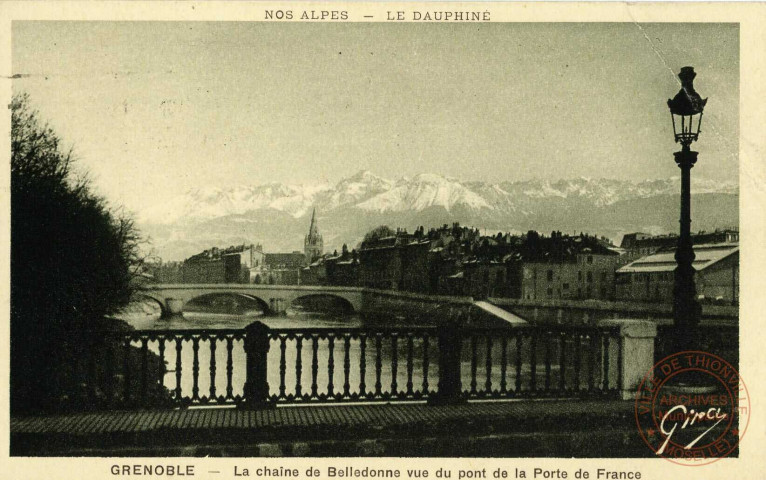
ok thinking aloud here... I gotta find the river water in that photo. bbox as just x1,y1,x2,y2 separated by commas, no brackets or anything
117,298,566,403
119,302,449,402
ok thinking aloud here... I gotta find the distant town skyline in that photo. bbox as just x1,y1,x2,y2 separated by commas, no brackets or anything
12,22,738,215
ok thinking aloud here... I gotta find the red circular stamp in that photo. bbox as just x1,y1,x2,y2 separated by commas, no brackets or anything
634,350,749,466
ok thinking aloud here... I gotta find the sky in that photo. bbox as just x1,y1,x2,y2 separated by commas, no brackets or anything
12,22,739,215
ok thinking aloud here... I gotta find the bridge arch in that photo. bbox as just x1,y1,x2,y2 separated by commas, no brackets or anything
133,292,170,317
184,292,270,315
290,294,356,314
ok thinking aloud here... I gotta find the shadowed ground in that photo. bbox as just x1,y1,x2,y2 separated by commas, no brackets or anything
11,400,665,457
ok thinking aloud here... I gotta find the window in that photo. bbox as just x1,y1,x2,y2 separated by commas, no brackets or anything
587,271,593,283
547,270,553,281
546,287,553,297
563,283,570,290
578,271,583,281
587,255,593,264
601,271,607,282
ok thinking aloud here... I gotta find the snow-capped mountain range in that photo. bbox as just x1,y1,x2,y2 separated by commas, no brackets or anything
141,170,736,225
139,171,738,261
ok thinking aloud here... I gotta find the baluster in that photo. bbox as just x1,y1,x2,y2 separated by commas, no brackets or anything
544,331,552,392
295,337,303,398
359,335,367,397
602,334,610,392
343,335,351,398
485,335,493,394
311,335,319,398
327,336,335,398
588,334,597,392
558,332,566,392
406,334,414,396
470,335,478,394
515,334,522,393
390,334,398,396
140,337,149,405
574,334,582,393
123,337,132,405
105,339,115,406
192,336,200,401
529,332,537,392
158,337,166,392
279,336,287,398
422,334,430,394
175,337,183,403
226,336,234,400
500,336,508,394
209,336,217,401
375,334,382,396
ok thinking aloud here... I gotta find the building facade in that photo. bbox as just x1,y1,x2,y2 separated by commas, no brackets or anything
301,245,360,286
182,254,242,284
358,235,405,290
258,252,305,285
518,252,622,301
615,243,739,304
620,229,738,257
355,226,626,301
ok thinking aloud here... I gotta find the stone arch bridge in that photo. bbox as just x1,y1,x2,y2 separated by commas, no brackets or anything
138,284,364,317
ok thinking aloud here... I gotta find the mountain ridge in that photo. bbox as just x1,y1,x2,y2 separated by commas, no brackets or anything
140,170,737,224
138,171,738,261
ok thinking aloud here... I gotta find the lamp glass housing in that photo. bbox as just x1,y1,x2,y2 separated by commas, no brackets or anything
670,110,703,146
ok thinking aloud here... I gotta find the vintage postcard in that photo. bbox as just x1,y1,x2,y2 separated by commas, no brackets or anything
1,1,765,480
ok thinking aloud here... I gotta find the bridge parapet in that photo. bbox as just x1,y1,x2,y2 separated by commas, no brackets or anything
58,320,650,411
487,296,737,326
139,284,364,318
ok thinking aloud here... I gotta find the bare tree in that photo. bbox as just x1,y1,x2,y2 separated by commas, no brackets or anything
11,94,147,412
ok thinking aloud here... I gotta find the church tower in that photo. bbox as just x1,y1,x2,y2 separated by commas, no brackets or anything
304,208,323,263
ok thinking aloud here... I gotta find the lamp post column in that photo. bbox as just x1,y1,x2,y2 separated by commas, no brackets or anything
673,143,701,352
667,66,706,354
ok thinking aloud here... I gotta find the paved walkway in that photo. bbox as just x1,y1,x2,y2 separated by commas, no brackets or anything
12,400,649,457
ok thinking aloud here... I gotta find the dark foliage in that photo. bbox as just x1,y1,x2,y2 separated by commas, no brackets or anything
10,94,147,412
361,225,395,246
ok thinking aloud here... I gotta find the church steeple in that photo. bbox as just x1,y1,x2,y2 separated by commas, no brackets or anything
308,208,319,237
304,208,323,264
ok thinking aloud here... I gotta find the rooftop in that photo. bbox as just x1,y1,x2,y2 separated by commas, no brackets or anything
617,243,738,273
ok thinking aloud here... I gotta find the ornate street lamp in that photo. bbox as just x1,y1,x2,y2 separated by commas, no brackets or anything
667,66,707,352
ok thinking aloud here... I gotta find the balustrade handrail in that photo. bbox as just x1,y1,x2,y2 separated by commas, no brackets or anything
122,328,245,337
122,324,619,336
266,326,439,336
459,325,621,334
